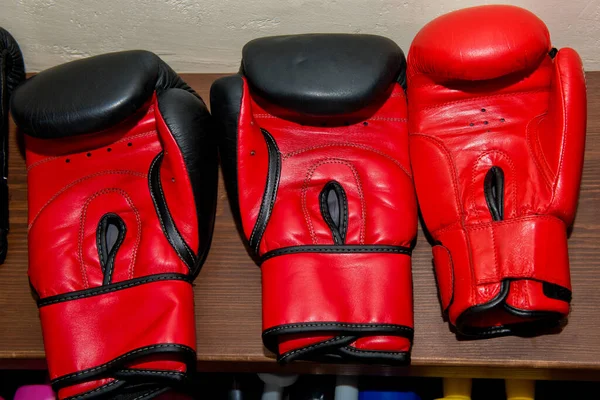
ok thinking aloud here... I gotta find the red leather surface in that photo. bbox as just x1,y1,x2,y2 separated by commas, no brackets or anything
408,5,586,332
41,279,195,380
58,379,116,400
409,5,550,81
434,216,571,323
262,253,413,329
236,80,416,359
351,336,411,352
237,78,270,241
278,335,335,356
250,84,415,252
25,93,200,396
27,102,192,297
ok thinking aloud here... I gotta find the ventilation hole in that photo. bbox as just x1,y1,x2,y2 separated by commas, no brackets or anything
87,152,92,157
327,189,341,227
500,118,505,123
481,108,486,112
484,167,505,221
107,148,112,152
469,123,475,127
487,130,491,133
65,159,70,163
483,121,489,125
250,150,256,156
363,122,368,126
127,142,133,147
171,178,175,183
319,181,348,245
105,223,120,255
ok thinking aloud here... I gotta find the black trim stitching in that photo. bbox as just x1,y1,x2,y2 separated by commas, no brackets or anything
248,128,281,252
263,322,415,336
148,152,196,270
484,166,504,221
38,273,191,307
263,323,414,363
503,303,564,319
457,313,563,339
63,380,126,400
339,346,411,365
278,336,356,363
454,280,566,338
51,343,196,389
96,213,127,285
319,181,348,245
542,282,572,302
115,369,187,379
263,322,414,356
260,244,412,264
455,280,509,335
343,347,409,356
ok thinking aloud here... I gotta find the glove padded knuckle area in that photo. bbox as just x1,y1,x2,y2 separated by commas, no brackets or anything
408,5,550,81
242,34,405,115
11,50,196,138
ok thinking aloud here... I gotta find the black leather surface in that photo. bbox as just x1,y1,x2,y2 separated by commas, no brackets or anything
0,27,25,265
210,75,243,224
158,88,217,278
11,50,198,138
0,27,25,95
241,34,405,115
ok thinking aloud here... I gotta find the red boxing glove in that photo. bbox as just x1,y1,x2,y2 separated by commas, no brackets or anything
211,34,417,363
407,5,586,337
11,51,218,399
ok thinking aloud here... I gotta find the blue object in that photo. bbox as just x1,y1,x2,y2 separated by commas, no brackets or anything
359,391,421,400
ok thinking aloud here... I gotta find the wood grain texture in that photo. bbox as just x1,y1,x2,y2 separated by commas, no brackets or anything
0,73,598,380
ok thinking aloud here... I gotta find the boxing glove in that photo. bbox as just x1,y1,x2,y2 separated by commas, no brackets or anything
407,5,586,337
211,34,417,363
0,27,25,264
11,51,217,399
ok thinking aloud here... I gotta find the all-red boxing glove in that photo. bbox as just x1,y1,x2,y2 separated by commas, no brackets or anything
11,51,217,399
211,34,417,363
407,5,586,337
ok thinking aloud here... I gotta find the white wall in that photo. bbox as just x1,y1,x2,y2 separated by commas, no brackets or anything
3,0,599,72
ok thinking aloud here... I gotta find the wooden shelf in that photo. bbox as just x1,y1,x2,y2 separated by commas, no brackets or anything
0,73,599,381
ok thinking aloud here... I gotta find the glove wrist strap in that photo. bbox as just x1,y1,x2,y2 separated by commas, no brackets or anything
261,250,413,363
39,277,196,389
433,215,572,334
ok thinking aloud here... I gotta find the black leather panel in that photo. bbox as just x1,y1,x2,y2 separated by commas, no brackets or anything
248,128,281,253
11,50,198,138
0,27,25,95
157,88,217,277
210,75,243,223
148,152,197,271
242,34,405,115
0,28,24,265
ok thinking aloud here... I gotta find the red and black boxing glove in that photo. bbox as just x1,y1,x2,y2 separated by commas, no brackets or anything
211,34,417,363
407,5,586,337
11,51,217,399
